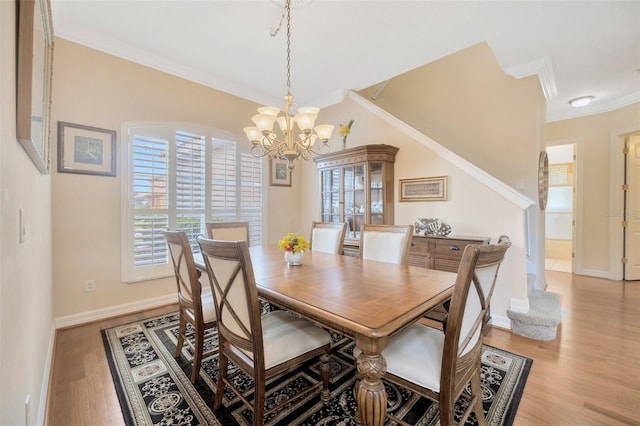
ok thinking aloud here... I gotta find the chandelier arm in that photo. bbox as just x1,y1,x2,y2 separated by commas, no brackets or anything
251,145,275,158
306,144,331,156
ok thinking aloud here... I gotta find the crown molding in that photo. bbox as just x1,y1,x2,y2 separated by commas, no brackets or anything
505,56,557,101
547,90,640,123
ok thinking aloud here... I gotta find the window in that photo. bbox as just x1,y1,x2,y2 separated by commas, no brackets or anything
121,123,263,282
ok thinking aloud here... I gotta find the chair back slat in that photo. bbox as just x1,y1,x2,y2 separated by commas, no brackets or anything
165,231,202,308
198,238,262,356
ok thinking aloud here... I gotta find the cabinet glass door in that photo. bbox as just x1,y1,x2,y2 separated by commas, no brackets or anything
343,164,365,238
370,162,384,224
321,168,340,223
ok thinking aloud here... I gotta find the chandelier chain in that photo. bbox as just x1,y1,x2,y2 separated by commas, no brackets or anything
286,0,291,96
244,0,333,170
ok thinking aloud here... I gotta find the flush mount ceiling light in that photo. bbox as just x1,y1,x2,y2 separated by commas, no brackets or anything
569,96,594,108
245,0,333,170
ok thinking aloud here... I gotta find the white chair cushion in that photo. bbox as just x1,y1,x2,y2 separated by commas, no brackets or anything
260,310,332,370
354,323,444,393
362,231,407,264
312,228,342,254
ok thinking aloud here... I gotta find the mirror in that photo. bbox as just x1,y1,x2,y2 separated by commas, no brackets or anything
16,0,54,174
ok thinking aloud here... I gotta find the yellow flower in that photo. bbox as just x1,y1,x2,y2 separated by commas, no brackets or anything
338,119,354,148
278,233,310,253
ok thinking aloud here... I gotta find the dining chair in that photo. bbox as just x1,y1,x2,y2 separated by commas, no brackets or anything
197,237,332,426
358,223,414,265
354,238,510,425
206,221,250,245
310,221,347,254
164,230,217,383
424,235,511,334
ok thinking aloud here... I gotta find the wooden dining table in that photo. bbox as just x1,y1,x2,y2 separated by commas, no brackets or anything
196,244,457,426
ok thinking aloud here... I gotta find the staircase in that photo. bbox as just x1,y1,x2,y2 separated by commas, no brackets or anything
507,273,562,340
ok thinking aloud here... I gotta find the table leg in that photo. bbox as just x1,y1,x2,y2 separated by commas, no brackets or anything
355,351,387,426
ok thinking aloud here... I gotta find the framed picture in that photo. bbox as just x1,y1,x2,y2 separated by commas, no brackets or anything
270,159,291,187
57,122,117,177
16,0,54,174
399,176,447,202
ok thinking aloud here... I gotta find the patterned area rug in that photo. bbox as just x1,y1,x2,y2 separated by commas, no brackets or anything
102,311,532,425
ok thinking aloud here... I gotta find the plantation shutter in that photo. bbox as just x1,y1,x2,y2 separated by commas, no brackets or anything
123,123,264,282
240,153,263,245
175,131,206,253
210,139,236,222
132,134,169,267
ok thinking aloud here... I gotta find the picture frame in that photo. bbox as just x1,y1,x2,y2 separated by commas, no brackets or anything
399,176,447,202
57,122,117,177
270,158,292,187
16,0,54,174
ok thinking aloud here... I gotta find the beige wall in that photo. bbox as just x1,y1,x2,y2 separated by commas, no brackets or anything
546,103,640,276
1,2,54,424
357,42,547,289
51,39,299,320
347,41,546,295
359,42,545,200
299,94,532,324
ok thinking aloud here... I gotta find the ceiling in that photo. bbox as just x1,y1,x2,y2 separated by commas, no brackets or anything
51,0,640,123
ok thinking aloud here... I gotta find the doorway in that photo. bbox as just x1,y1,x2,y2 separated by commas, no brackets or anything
624,134,640,280
545,144,575,273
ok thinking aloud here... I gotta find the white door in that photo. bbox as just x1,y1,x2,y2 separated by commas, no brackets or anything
625,134,640,280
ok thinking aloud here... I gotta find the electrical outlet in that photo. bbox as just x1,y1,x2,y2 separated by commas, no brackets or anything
85,280,96,292
25,394,30,426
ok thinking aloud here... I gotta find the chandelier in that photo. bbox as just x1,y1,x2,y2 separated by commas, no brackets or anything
244,0,333,171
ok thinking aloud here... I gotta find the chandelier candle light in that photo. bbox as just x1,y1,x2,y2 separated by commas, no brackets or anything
244,0,333,171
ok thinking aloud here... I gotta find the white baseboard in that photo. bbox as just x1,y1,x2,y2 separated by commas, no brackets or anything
575,269,609,279
54,294,177,329
491,314,512,330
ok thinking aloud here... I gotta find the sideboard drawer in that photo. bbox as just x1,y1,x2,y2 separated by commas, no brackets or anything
433,240,465,259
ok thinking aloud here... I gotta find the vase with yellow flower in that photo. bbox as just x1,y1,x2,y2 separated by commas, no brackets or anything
338,119,354,150
278,232,310,266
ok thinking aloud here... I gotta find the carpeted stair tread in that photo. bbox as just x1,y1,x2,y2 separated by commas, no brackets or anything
507,290,561,340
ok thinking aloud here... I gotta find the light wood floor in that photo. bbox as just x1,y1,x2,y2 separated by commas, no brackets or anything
46,271,640,425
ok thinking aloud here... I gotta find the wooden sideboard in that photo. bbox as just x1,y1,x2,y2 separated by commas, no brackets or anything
408,234,491,272
343,234,490,267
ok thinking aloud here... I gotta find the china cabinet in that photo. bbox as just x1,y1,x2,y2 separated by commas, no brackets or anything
314,144,398,254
